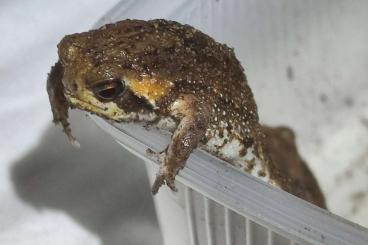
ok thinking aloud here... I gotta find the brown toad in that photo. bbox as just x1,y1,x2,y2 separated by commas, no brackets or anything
47,19,325,208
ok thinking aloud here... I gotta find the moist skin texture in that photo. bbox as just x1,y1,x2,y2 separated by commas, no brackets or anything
47,19,326,208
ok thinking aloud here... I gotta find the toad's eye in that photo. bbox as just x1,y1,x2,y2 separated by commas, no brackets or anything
92,79,126,101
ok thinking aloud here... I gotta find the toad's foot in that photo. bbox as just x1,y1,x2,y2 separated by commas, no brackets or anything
152,171,178,195
151,163,179,194
146,150,177,194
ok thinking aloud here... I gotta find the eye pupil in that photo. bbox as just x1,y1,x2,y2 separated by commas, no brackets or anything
98,87,118,100
93,79,125,101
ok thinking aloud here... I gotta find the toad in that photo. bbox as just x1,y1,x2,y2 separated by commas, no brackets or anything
47,19,325,208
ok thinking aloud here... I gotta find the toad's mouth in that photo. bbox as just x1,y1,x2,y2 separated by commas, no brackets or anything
66,94,129,121
66,94,158,123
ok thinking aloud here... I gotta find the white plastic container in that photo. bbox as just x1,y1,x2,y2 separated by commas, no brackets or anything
92,118,368,245
93,1,368,244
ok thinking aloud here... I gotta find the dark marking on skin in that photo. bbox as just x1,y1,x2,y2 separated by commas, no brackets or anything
244,158,255,172
257,170,266,177
241,136,254,150
218,128,224,138
239,146,247,157
218,133,235,150
115,89,153,113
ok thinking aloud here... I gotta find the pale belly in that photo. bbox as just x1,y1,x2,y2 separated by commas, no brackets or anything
202,128,279,186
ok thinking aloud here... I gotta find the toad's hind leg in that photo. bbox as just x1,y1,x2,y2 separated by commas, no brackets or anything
151,94,210,194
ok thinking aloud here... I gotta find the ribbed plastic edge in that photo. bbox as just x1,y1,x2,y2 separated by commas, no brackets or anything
91,116,368,245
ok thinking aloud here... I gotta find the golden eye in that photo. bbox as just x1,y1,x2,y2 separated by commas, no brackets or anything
92,79,126,101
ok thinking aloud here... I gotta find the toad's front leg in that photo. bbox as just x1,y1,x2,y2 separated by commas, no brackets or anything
47,61,79,147
151,94,210,194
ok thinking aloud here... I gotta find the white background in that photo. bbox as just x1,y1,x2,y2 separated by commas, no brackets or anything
0,1,162,245
1,0,368,244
